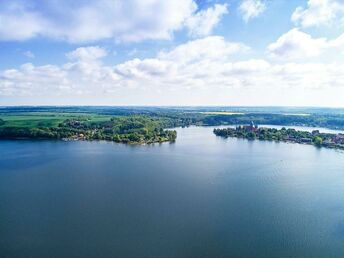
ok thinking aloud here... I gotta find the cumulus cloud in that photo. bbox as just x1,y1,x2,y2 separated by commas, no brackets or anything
268,29,328,59
1,36,344,104
186,4,228,37
292,0,344,28
267,28,344,59
66,47,108,61
238,0,266,22
0,0,228,43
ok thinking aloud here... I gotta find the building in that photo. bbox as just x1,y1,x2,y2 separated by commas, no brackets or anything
301,138,312,143
323,139,334,147
334,134,344,144
243,121,258,132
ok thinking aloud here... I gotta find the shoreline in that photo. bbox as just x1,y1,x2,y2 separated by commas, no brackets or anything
214,126,344,151
0,136,174,145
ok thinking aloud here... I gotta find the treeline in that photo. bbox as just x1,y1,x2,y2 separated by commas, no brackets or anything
202,113,344,129
0,127,77,139
213,126,344,150
214,127,314,141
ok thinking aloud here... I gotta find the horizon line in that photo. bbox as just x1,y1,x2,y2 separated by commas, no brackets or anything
1,105,344,109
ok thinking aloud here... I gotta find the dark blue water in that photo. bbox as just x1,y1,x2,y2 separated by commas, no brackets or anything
1,126,344,257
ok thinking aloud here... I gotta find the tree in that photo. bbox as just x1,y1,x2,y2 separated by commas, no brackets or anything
314,136,323,147
247,132,256,140
128,133,141,142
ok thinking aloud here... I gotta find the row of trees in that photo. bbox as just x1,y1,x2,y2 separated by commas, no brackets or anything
203,113,344,130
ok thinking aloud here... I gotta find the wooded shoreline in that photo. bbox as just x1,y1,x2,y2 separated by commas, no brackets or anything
214,124,344,150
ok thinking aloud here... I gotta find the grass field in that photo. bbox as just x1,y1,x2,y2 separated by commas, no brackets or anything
0,113,112,128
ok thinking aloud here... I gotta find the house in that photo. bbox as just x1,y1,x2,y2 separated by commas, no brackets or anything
301,138,312,143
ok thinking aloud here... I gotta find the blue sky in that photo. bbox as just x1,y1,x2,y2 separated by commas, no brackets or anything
1,0,344,106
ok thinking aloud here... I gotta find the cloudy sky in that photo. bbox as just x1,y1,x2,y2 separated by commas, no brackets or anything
1,0,344,106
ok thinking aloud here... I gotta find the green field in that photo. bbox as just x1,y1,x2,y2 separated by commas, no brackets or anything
0,113,112,128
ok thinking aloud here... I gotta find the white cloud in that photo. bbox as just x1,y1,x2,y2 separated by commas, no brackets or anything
2,36,344,105
292,0,344,28
0,2,45,41
0,0,228,43
238,0,266,22
267,29,328,59
158,36,249,64
23,51,35,58
267,28,344,59
186,4,228,37
66,46,108,61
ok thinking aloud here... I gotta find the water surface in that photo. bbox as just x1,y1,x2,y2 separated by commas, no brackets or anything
1,126,344,257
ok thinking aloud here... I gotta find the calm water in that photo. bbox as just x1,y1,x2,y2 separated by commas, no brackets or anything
1,126,344,257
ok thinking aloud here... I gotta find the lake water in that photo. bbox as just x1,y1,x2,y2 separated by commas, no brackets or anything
1,126,344,257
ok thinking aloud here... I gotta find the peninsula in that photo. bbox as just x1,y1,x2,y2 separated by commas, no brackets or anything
213,123,344,150
0,115,177,144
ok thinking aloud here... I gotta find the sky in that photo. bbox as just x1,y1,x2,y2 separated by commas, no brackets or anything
1,0,344,107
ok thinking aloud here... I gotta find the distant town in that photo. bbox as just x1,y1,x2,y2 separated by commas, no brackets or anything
214,122,344,150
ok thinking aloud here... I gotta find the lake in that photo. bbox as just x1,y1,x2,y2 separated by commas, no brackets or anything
1,126,344,257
